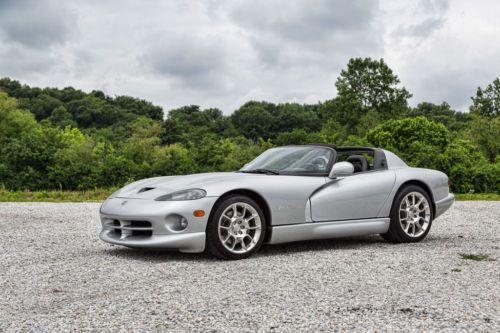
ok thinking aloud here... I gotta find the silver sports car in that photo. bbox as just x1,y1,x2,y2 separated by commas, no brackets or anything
99,144,454,259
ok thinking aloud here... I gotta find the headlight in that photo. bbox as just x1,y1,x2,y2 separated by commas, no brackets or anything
155,189,207,201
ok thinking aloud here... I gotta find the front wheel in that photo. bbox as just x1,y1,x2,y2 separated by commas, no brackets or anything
206,195,266,259
381,185,433,243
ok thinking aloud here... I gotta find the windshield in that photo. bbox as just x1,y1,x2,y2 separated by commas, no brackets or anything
240,146,334,175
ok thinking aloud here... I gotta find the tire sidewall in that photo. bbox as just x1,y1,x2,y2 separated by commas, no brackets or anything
390,185,433,242
206,195,266,259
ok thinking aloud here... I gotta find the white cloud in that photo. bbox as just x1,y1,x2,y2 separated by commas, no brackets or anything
0,0,498,113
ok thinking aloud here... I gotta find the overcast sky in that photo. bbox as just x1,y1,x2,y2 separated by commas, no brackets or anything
1,0,499,114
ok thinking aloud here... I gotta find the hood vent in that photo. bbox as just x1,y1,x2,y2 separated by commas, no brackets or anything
137,187,155,194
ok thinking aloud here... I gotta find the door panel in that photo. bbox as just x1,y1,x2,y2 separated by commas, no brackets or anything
310,171,396,221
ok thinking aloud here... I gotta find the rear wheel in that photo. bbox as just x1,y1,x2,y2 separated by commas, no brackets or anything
381,185,433,243
206,195,266,260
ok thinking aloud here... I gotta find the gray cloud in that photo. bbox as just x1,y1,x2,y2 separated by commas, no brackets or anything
0,0,75,48
0,45,56,76
392,0,449,40
228,0,382,66
141,34,228,90
0,0,498,113
231,0,377,42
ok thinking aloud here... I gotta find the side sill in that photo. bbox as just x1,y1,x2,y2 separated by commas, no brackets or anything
269,218,390,244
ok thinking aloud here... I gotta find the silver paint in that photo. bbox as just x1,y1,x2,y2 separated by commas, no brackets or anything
99,147,455,253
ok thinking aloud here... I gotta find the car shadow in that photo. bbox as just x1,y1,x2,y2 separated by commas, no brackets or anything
100,235,399,262
100,246,213,262
257,235,391,257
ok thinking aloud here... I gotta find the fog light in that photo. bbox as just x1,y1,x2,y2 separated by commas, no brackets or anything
165,214,189,232
180,217,188,229
193,210,205,217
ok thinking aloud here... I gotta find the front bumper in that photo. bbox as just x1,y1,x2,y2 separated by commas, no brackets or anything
434,193,455,219
99,196,218,253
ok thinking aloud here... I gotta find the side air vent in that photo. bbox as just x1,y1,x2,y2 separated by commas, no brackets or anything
138,187,155,194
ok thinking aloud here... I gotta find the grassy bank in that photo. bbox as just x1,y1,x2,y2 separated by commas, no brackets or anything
0,188,115,202
454,193,500,201
0,189,498,202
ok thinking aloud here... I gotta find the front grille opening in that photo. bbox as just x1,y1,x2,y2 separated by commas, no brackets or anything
111,229,122,237
129,220,151,228
107,219,153,238
131,229,153,237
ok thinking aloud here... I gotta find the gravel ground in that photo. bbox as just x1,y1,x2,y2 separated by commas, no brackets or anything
0,202,499,332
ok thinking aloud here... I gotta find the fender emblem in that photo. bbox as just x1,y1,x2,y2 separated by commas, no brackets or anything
121,200,128,206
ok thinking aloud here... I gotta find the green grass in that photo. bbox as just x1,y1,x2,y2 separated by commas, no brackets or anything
0,189,498,203
0,188,115,202
454,193,500,201
459,253,496,261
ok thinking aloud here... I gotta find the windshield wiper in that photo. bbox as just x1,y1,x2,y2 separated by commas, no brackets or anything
239,168,280,175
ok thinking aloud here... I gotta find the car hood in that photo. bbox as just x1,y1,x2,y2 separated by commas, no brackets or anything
111,172,263,200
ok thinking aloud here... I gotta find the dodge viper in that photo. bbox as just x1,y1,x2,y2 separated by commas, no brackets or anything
99,144,454,259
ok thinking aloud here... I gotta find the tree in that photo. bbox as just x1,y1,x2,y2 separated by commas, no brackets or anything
113,95,164,121
410,102,470,132
230,101,275,140
470,78,500,117
0,92,38,144
332,58,412,128
467,116,500,162
47,106,77,128
367,117,449,167
0,126,61,190
271,103,321,135
275,129,323,146
27,94,63,120
441,138,497,193
151,144,196,176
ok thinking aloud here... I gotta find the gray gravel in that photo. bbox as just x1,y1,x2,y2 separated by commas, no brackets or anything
0,201,499,332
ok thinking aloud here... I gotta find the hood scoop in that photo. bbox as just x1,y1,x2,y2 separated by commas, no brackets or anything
137,187,156,194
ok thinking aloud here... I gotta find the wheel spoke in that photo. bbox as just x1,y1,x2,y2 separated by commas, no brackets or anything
418,204,428,213
404,197,411,208
415,198,424,208
242,204,247,218
231,237,239,250
246,214,259,222
415,220,423,231
247,225,261,230
241,239,248,251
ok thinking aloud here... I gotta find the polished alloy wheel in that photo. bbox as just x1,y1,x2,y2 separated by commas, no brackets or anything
218,202,262,254
399,192,431,237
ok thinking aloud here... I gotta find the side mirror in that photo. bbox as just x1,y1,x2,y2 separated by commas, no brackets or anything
329,161,354,178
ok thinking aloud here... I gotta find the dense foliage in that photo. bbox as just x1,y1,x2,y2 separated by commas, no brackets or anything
0,58,498,193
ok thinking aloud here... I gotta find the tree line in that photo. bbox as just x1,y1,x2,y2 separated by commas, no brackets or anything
0,58,498,193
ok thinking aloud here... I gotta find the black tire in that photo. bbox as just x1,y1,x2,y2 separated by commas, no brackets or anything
381,185,433,243
205,195,266,260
